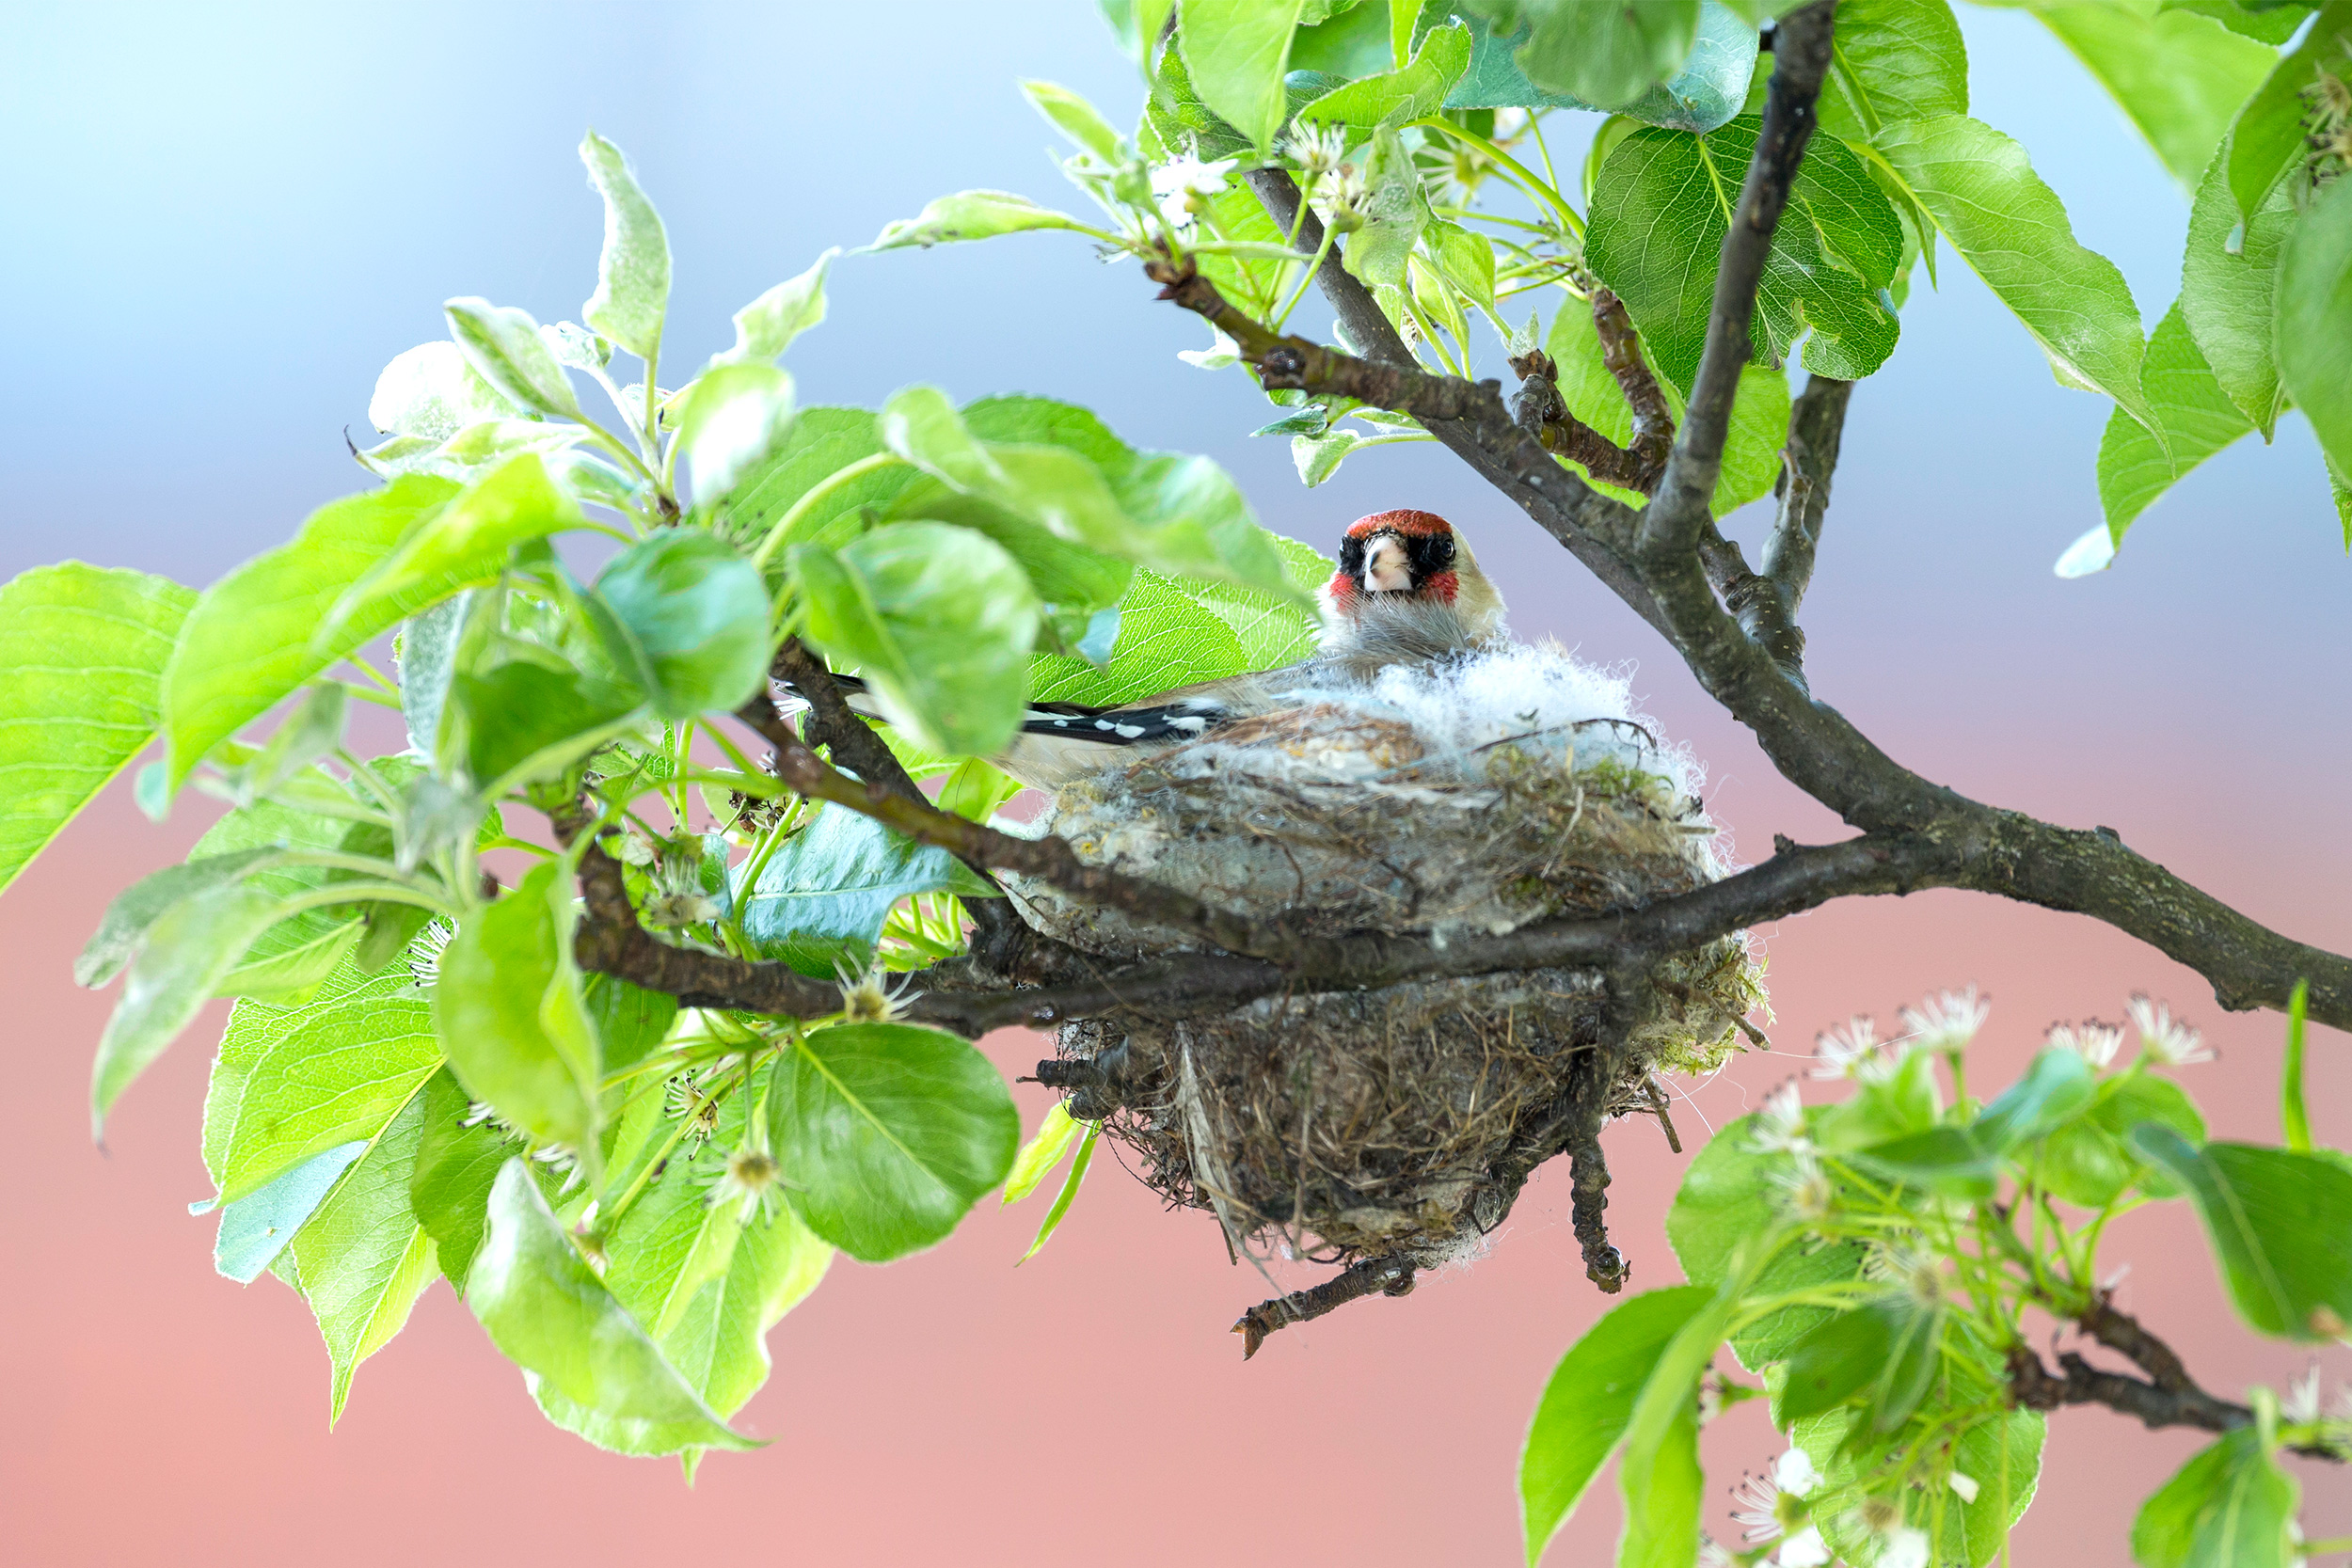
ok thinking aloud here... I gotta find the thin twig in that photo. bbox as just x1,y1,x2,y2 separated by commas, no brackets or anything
1233,1255,1415,1359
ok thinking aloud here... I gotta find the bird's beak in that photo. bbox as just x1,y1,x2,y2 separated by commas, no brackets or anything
1363,534,1411,593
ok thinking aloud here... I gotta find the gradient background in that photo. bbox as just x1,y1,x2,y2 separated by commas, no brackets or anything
3,3,2346,1563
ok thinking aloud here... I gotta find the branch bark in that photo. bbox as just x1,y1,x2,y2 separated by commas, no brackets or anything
1233,1255,1415,1359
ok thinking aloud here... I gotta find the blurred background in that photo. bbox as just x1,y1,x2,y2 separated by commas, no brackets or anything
3,2,2346,1562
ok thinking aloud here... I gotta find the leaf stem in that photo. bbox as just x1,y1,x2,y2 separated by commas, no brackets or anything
747,451,912,573
1409,118,1584,239
1269,222,1339,334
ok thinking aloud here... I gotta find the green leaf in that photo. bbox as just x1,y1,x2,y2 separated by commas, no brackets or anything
1177,0,1306,149
1543,300,1791,513
1615,1284,1734,1568
794,521,1041,757
1973,1045,2098,1150
434,860,600,1159
1341,125,1431,292
367,341,523,441
2276,172,2352,484
469,1160,757,1452
1777,1296,1944,1432
1872,114,2152,425
1446,4,1756,133
2042,1069,2207,1208
203,957,442,1204
76,847,284,990
2133,1129,2352,1339
2132,1428,2301,1568
675,363,797,502
730,801,991,976
1588,117,1903,390
2229,1,2352,222
182,797,376,1002
1298,20,1470,126
707,248,837,371
2098,303,2255,544
1425,215,1498,310
446,661,643,796
725,407,915,573
2184,138,2298,437
1017,1117,1098,1262
407,1067,510,1288
1851,1124,2001,1198
767,1022,1021,1261
443,299,585,421
1519,1284,1712,1564
1816,0,1969,146
164,476,460,791
1796,1396,2045,1568
579,131,672,362
289,1089,438,1422
885,477,1136,620
2160,0,2312,44
1003,1101,1083,1203
90,882,288,1133
0,564,189,889
1022,79,1124,160
1456,0,1701,113
587,531,771,721
603,1154,749,1339
584,973,677,1078
1666,1111,1867,1366
1813,1046,1943,1151
865,190,1088,250
318,453,582,649
395,591,476,756
213,1137,367,1285
2028,1,2277,188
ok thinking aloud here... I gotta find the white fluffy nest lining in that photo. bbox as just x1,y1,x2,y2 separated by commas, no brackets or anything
1007,642,1765,1266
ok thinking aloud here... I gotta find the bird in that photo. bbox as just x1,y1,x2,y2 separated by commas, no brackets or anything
798,509,1507,789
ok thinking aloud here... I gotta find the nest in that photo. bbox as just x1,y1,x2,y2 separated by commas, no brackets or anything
1009,646,1764,1275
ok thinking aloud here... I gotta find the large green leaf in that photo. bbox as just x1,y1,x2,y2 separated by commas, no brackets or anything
1518,1285,1712,1565
1776,1296,1944,1432
1795,1396,2044,1568
579,130,672,363
1816,0,1969,145
1615,1286,1733,1568
724,407,915,574
2026,1,2278,188
2226,0,2352,222
212,1138,367,1285
2183,135,2299,437
2134,1130,2352,1339
767,1022,1020,1262
1588,116,1904,390
434,860,600,1159
1664,1109,1867,1367
406,1067,511,1288
1873,115,2153,427
2041,1069,2206,1208
884,478,1134,621
367,341,522,441
469,1160,757,1453
203,956,442,1204
708,247,837,372
445,660,644,796
1298,20,1470,126
183,799,373,1002
0,564,192,895
288,1090,438,1422
1543,300,1791,514
317,453,581,648
1444,4,1756,132
1177,0,1306,149
2097,303,2255,544
675,362,797,503
2132,1428,2301,1568
1453,0,1701,113
444,299,586,422
90,882,288,1133
728,802,992,977
2276,173,2352,484
793,522,1041,758
586,531,771,721
76,846,284,990
163,476,460,791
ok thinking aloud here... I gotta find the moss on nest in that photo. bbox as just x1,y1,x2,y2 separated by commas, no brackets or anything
1009,655,1766,1268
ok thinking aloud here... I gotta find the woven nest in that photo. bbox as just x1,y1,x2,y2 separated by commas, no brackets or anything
1008,646,1764,1270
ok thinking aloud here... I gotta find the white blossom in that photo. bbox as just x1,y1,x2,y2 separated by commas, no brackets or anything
1881,1526,1931,1568
1810,1015,1881,1080
1279,119,1348,177
1777,1526,1832,1568
1151,143,1238,228
1899,985,1989,1052
2048,1021,2123,1069
834,956,916,1024
2283,1365,2323,1424
1773,1447,1822,1497
2129,994,2212,1066
1751,1081,1813,1157
1947,1471,1980,1504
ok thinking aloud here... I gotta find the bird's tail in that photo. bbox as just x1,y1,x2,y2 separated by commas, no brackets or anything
781,670,1232,749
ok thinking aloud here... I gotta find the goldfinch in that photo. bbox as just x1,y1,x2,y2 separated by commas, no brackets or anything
805,509,1507,789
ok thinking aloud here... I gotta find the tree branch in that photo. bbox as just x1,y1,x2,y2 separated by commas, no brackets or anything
1761,373,1853,619
1641,0,1837,562
1233,1255,1415,1359
1591,284,1676,478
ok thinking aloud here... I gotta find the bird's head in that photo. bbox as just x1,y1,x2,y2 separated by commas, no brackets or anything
1320,509,1506,641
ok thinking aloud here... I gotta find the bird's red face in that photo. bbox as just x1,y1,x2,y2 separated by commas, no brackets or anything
1326,510,1460,616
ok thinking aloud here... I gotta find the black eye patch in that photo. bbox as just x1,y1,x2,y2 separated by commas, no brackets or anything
1339,535,1368,578
1406,531,1455,577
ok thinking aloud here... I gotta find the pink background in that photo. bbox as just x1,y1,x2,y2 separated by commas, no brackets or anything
5,2,2348,1562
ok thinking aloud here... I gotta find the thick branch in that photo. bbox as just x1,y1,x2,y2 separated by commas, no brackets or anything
1643,0,1837,560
